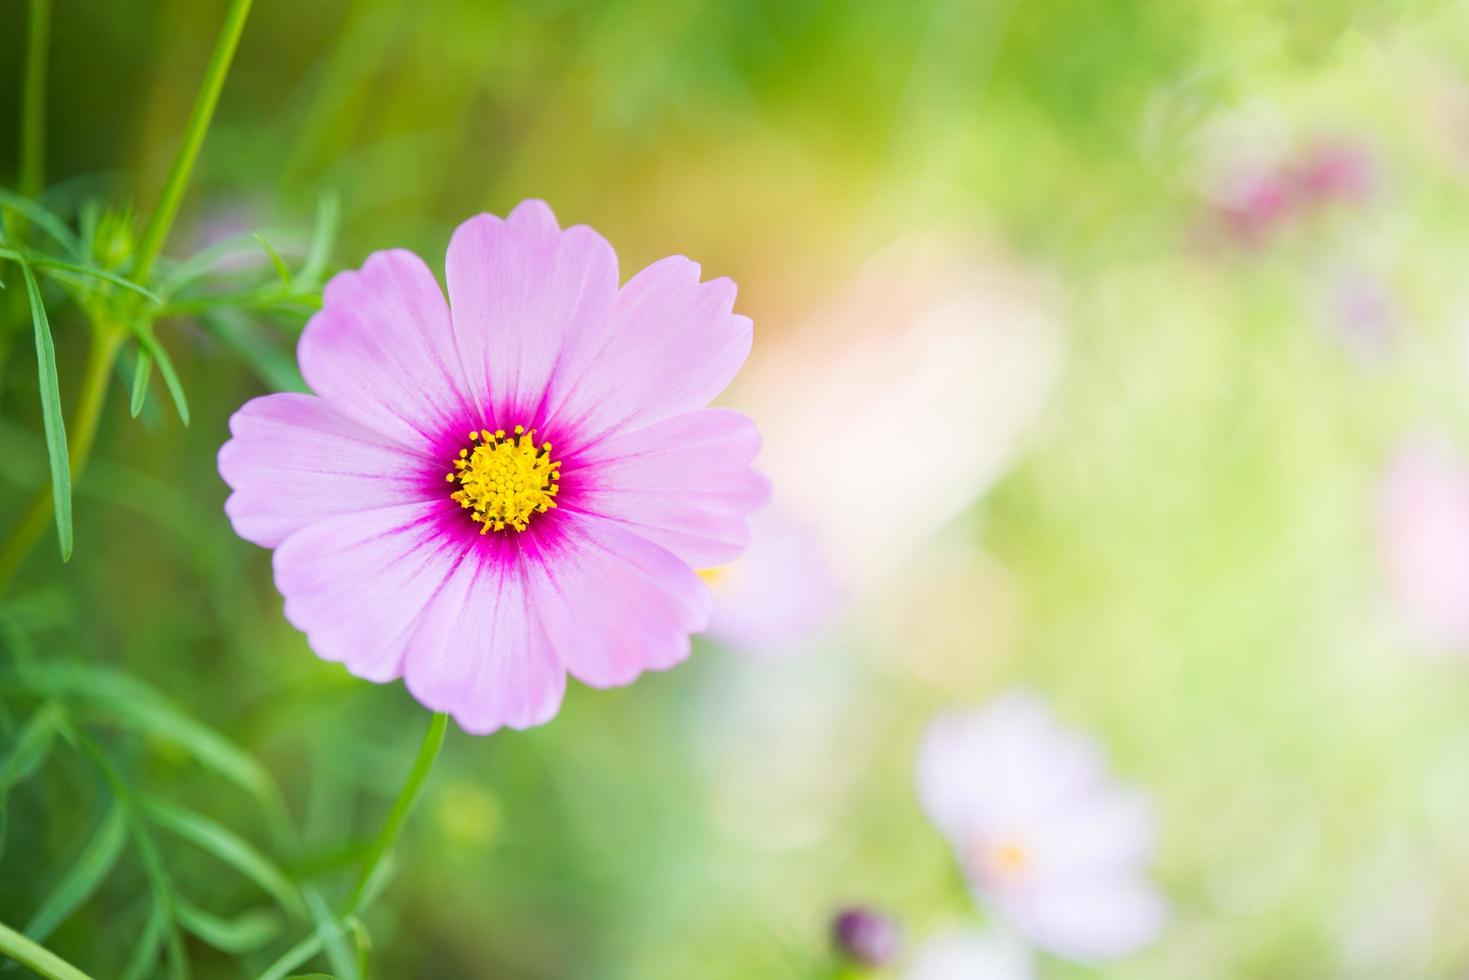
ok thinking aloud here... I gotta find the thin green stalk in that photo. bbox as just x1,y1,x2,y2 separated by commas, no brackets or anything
131,0,254,285
0,921,93,980
19,0,50,200
0,326,124,592
343,713,448,915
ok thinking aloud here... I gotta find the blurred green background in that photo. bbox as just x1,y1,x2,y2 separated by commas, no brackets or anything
4,0,1469,977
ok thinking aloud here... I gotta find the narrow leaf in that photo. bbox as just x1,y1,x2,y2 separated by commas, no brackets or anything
18,260,71,560
176,901,281,954
140,334,189,426
297,192,339,288
0,702,63,792
142,796,305,919
0,249,162,305
21,663,280,813
119,897,168,980
25,801,129,942
253,234,292,289
32,257,160,304
256,931,324,980
0,190,78,257
305,889,357,980
129,345,153,418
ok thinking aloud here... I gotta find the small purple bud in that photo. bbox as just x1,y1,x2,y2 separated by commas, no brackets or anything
831,906,902,967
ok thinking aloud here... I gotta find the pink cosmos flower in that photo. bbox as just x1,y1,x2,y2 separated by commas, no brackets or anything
916,693,1166,962
218,200,769,733
1376,436,1469,652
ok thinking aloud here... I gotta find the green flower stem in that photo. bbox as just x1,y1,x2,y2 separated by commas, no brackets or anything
132,0,254,286
0,324,124,592
0,920,93,980
343,713,449,916
19,0,50,201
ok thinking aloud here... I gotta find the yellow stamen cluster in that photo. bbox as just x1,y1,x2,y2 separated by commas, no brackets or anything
446,425,561,533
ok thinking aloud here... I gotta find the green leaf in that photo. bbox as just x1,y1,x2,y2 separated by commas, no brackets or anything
305,889,358,980
34,259,159,304
254,233,293,289
18,259,71,561
142,796,305,919
0,190,78,257
0,702,64,867
0,249,162,305
155,226,304,296
20,663,280,813
256,931,323,980
0,701,64,792
0,921,93,980
129,344,153,418
119,897,168,980
25,800,129,942
176,901,282,954
140,333,189,426
297,192,339,289
285,975,336,979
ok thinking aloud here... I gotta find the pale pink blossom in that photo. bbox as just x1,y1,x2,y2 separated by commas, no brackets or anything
916,693,1166,961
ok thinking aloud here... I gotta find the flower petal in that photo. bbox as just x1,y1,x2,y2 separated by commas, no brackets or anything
549,256,753,443
566,408,770,567
525,515,713,688
995,874,1167,962
1030,785,1157,879
273,501,461,685
917,694,1104,846
444,200,619,427
219,393,433,548
299,249,477,448
403,542,566,734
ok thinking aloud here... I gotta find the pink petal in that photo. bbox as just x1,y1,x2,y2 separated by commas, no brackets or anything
566,408,770,567
525,515,713,687
996,874,1167,962
444,200,619,428
219,393,433,548
402,543,566,734
916,695,1104,845
1030,785,1157,879
549,256,753,443
272,501,462,685
299,249,477,448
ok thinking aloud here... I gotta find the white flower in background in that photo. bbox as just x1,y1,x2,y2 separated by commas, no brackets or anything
734,233,1063,588
1376,436,1469,653
916,693,1166,962
905,929,1033,980
701,508,842,657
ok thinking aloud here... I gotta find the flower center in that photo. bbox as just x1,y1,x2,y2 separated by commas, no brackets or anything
969,837,1030,885
445,426,561,533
